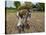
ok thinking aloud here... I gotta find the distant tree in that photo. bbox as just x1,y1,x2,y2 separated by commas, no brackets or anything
36,3,45,11
32,4,36,8
14,1,21,9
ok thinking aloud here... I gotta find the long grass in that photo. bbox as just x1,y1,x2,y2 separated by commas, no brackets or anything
6,9,45,34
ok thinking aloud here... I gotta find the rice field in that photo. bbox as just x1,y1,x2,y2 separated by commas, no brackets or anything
5,9,45,34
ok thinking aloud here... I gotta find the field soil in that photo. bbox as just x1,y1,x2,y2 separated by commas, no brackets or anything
6,11,44,34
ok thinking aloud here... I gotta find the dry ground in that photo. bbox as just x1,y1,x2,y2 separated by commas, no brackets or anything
6,10,45,34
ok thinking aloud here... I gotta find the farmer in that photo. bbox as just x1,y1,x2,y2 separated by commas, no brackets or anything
16,5,32,33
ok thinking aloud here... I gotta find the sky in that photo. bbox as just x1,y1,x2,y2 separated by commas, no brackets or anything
6,0,40,8
6,1,16,8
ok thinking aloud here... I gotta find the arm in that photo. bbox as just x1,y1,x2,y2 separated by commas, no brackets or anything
16,12,19,19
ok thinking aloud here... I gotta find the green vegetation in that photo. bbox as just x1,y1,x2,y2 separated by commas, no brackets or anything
6,2,45,12
14,1,21,9
34,3,45,11
6,8,16,13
